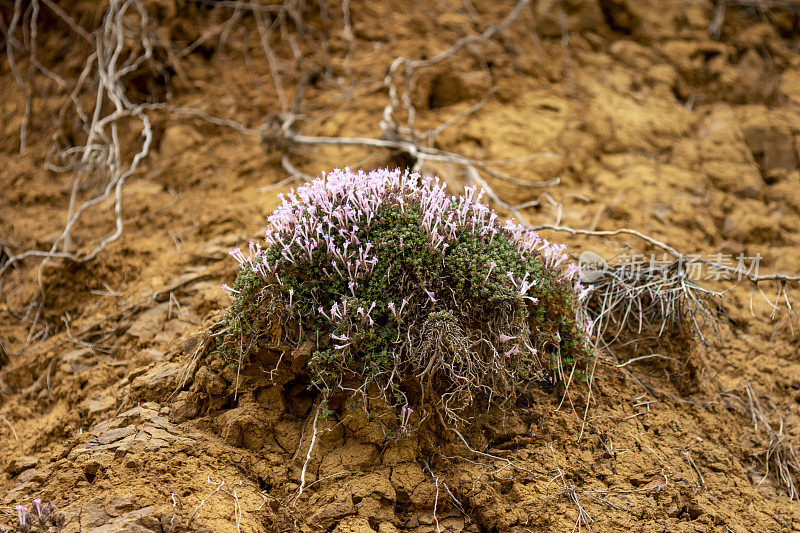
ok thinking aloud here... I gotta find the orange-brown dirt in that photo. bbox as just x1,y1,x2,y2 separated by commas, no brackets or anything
2,1,800,531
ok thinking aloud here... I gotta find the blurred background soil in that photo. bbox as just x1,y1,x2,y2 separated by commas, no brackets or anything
1,0,800,531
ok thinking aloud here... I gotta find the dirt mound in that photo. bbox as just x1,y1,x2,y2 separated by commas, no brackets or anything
2,0,800,531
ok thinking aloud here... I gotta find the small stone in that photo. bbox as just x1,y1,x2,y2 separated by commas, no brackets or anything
80,501,110,530
145,438,171,451
144,427,174,442
85,394,116,416
331,515,374,533
169,391,199,423
81,454,112,476
147,415,172,429
107,495,135,517
95,426,136,445
18,468,40,483
118,405,158,424
130,363,182,399
127,304,170,341
5,455,37,474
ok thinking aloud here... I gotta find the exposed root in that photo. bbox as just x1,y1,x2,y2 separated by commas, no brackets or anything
5,0,30,154
427,461,443,533
0,0,164,344
291,400,322,507
533,224,799,343
723,381,800,499
709,0,800,39
188,476,226,526
546,443,594,532
0,415,18,440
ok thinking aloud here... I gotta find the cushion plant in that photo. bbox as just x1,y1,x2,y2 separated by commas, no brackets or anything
219,168,593,427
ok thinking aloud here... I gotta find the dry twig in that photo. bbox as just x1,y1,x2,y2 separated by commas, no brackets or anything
723,381,800,499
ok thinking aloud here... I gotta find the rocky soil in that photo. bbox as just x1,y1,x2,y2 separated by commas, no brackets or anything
1,1,800,531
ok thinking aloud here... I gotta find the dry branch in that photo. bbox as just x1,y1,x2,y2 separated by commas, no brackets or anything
0,0,164,342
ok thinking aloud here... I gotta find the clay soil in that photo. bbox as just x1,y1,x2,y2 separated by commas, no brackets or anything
2,1,800,531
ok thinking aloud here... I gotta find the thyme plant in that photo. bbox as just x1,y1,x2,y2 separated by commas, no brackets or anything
219,168,593,425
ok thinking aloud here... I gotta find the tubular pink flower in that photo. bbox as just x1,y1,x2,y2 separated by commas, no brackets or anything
221,283,239,294
424,289,436,304
578,284,595,301
16,505,27,525
566,263,580,280
504,346,520,358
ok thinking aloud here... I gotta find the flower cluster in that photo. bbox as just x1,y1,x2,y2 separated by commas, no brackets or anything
226,167,592,324
6,499,65,533
220,168,594,424
398,404,414,436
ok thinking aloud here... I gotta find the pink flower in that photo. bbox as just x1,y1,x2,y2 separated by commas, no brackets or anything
566,263,580,280
484,261,497,284
504,346,519,358
578,284,594,301
220,283,239,294
424,289,437,304
16,504,28,525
